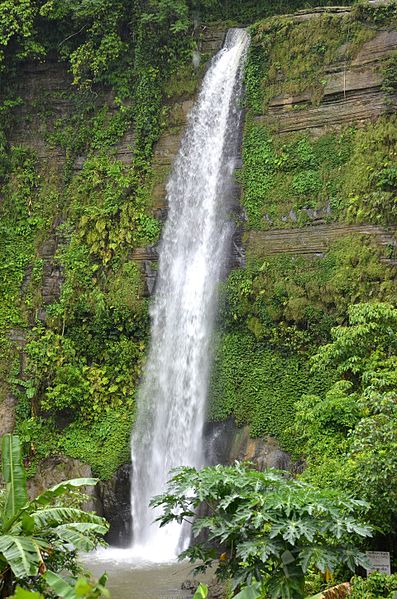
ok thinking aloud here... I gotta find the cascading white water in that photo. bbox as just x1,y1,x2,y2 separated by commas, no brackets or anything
130,28,249,562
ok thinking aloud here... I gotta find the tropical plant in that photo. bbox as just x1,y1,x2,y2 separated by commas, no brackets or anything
349,572,397,598
295,303,397,532
193,583,208,599
152,463,372,599
11,588,44,599
10,575,109,599
0,434,109,598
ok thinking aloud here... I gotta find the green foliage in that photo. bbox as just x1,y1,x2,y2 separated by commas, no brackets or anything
191,0,357,26
0,61,153,481
241,6,397,230
295,303,397,533
210,236,396,453
0,0,396,498
209,332,328,452
349,572,397,599
152,463,372,599
239,116,397,229
382,51,397,95
1,435,28,527
11,588,43,599
0,435,108,598
311,302,397,387
43,571,109,599
245,12,375,114
352,0,397,25
58,408,134,479
15,409,133,480
193,583,208,599
238,122,354,228
343,117,397,225
0,0,45,72
0,0,185,480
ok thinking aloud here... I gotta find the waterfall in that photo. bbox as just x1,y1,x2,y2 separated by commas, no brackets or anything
130,28,249,562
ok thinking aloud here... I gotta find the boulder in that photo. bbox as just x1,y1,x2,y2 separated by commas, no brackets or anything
0,394,17,437
96,464,133,547
204,419,292,471
27,455,99,512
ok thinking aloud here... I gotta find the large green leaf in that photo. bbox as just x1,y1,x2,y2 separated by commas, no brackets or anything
44,570,78,599
11,587,44,598
0,534,43,577
233,584,262,599
54,522,109,552
45,571,110,599
29,507,108,531
1,435,28,527
192,583,208,599
31,479,98,509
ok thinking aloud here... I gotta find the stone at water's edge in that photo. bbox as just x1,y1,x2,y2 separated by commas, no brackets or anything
96,464,133,547
26,456,132,546
204,419,295,472
27,455,99,511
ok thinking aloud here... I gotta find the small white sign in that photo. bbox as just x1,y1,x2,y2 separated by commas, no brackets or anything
366,551,391,575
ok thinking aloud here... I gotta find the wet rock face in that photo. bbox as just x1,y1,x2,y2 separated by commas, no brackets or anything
26,456,132,547
204,419,292,472
261,29,397,135
0,394,17,437
248,223,397,260
97,464,133,547
27,455,99,512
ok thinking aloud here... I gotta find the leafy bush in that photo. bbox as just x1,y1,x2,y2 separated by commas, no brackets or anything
295,303,397,532
0,435,108,598
152,463,372,599
349,572,397,598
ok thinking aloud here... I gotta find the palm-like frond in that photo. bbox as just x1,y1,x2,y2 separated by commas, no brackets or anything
0,436,106,594
0,534,43,578
31,479,98,510
54,522,108,552
1,435,28,528
44,570,78,599
26,507,107,532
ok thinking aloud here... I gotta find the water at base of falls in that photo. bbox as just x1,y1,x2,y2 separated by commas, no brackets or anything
130,28,250,562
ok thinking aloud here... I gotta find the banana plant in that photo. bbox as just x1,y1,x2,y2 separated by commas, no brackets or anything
193,583,208,599
0,434,109,598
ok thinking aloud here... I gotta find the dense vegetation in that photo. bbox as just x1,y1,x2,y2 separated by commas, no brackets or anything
206,3,397,590
154,463,372,599
1,0,397,595
209,0,397,532
2,0,385,478
0,435,108,598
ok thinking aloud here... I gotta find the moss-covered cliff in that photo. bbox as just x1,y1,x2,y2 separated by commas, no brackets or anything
1,0,396,485
209,2,397,458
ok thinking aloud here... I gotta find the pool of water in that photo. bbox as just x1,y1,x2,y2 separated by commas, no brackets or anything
83,549,212,599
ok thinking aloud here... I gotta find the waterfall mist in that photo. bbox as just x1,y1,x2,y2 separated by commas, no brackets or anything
130,28,249,562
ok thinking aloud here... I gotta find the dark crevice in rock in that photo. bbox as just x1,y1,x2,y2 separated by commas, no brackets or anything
97,464,133,547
